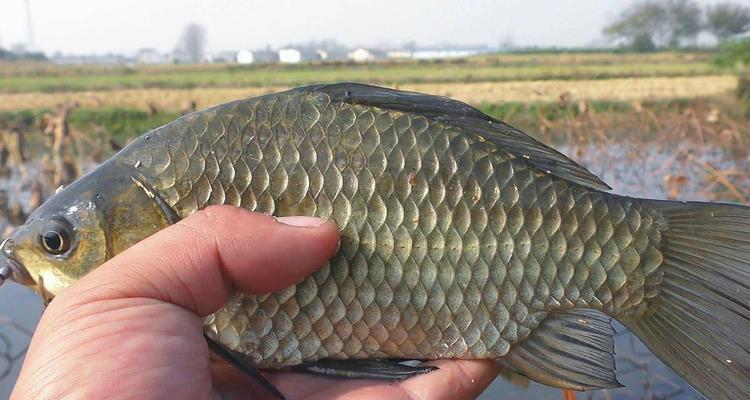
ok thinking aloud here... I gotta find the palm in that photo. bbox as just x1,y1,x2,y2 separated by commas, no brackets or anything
16,298,214,398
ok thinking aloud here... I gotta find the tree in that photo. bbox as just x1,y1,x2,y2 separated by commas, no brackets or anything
667,0,702,46
632,32,657,52
176,23,207,63
603,0,702,50
604,1,667,50
706,2,750,41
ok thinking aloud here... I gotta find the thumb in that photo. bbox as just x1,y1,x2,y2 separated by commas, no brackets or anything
62,206,340,316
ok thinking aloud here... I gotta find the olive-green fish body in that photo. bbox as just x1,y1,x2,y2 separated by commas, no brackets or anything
117,89,663,366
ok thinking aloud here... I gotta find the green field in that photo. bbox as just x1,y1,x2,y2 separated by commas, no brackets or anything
0,51,722,93
0,50,746,149
3,95,745,152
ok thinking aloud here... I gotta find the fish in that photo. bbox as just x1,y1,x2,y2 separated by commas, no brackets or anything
1,83,749,399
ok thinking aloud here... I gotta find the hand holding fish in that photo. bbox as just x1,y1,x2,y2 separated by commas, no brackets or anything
10,206,501,399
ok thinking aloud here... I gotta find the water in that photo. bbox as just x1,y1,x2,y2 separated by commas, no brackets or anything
0,284,43,399
0,140,746,399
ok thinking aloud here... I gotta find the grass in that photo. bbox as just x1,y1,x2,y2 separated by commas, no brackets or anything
0,75,738,113
478,99,634,122
0,51,736,113
713,38,750,68
0,50,744,148
68,108,181,142
0,51,712,77
2,96,745,147
0,52,723,93
0,108,180,144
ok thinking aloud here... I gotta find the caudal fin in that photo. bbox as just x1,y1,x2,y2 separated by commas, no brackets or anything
619,201,750,399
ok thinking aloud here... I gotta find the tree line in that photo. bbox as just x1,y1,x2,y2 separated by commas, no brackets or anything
604,1,750,52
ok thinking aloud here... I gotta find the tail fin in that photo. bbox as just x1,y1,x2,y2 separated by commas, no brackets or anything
618,201,750,399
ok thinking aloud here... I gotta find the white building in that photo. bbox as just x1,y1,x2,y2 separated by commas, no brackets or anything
278,48,301,64
412,49,479,59
236,50,254,64
347,48,375,63
135,48,166,64
386,50,413,59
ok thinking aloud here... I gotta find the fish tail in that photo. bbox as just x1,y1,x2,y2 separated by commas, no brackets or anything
619,200,750,398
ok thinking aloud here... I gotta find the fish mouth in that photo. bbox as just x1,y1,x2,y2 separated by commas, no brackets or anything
0,238,34,287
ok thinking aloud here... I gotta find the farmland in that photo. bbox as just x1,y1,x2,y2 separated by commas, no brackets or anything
0,51,744,142
0,52,718,93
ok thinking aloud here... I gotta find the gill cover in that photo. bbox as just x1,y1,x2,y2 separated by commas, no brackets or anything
5,160,177,299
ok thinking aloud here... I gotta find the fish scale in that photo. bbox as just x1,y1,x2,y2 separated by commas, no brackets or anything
116,88,664,368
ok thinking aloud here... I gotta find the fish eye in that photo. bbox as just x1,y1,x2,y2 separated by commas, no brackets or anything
38,218,74,256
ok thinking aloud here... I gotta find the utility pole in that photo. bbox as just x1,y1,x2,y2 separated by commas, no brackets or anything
25,0,36,51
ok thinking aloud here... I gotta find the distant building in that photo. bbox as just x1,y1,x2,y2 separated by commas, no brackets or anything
347,48,375,63
135,48,166,64
316,49,328,61
206,51,239,63
236,50,254,64
278,48,301,64
386,50,413,59
51,52,128,65
411,49,481,59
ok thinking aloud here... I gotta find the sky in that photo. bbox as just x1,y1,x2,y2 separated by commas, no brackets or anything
1,0,749,55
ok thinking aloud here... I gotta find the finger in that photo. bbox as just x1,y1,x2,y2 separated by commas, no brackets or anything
264,359,502,400
397,359,503,400
267,372,407,400
65,206,340,316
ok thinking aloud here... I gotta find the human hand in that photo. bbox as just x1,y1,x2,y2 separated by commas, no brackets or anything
12,206,502,399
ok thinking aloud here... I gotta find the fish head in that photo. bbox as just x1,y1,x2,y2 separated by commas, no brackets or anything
1,160,175,299
2,189,108,299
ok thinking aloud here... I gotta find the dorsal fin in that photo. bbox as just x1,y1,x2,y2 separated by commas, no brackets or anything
500,308,621,391
301,83,610,191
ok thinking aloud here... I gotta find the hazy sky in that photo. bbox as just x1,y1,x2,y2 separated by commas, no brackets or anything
1,0,749,54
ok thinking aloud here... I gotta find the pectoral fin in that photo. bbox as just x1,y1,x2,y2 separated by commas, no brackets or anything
286,359,438,380
500,309,621,391
204,334,286,400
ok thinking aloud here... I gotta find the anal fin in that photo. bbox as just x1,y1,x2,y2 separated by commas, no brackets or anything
286,359,438,380
501,309,621,391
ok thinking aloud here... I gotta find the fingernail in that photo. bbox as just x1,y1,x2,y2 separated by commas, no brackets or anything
276,216,329,227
